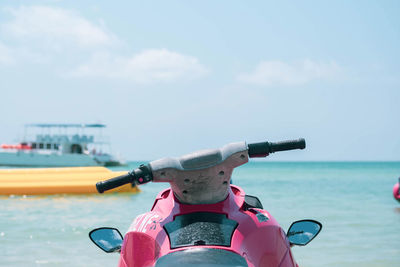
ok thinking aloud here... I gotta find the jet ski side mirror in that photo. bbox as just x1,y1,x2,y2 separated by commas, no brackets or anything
287,219,322,246
89,227,123,253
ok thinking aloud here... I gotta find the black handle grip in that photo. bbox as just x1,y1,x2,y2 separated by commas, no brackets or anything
96,164,153,193
248,138,306,158
270,138,306,153
96,172,135,193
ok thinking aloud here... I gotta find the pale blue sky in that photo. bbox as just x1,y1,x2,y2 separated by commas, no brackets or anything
0,1,399,161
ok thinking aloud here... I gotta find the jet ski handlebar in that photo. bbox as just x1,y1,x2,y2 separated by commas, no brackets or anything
248,138,306,157
96,138,306,194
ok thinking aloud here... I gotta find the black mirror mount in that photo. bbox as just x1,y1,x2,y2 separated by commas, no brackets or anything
89,227,124,253
287,219,322,246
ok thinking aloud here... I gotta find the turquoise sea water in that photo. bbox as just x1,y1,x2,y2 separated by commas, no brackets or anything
1,162,400,266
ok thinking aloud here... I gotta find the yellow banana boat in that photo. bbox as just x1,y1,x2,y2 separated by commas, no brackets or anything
0,167,139,195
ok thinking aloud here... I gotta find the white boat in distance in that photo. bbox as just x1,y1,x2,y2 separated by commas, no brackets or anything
0,124,124,167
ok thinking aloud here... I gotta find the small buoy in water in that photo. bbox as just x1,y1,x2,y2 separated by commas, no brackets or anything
393,181,400,203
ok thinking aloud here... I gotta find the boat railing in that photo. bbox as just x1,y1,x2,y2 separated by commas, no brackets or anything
32,134,100,144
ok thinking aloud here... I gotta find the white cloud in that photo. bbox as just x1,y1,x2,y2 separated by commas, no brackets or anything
0,41,15,65
69,49,208,83
237,59,340,86
1,6,117,49
0,6,208,83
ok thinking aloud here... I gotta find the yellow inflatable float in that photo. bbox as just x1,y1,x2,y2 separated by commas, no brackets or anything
0,166,139,195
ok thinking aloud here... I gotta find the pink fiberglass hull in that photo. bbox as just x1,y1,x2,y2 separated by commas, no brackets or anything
118,185,297,267
393,182,400,202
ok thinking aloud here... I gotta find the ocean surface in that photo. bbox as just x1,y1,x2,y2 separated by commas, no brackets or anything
1,161,400,267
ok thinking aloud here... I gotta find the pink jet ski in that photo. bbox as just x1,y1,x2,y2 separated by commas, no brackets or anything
393,178,400,203
89,138,322,267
